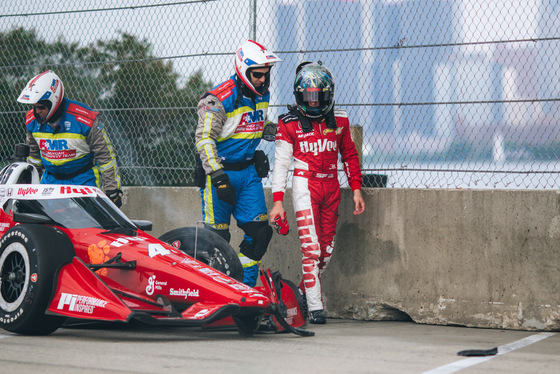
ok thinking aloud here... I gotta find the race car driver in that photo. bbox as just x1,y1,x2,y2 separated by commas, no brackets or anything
195,40,281,287
269,62,365,324
17,70,123,207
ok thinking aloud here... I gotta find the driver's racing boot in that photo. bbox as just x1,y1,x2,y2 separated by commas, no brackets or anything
309,310,326,324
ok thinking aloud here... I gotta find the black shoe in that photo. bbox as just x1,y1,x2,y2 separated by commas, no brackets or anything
309,310,326,324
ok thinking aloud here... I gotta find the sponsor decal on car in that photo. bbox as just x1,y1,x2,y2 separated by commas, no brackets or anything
31,273,37,282
145,275,168,296
42,187,55,196
194,309,211,318
180,257,200,267
17,187,38,196
60,186,96,196
56,293,108,314
146,275,156,295
110,236,146,248
169,288,199,299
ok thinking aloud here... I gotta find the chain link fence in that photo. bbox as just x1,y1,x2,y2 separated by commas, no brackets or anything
1,0,560,189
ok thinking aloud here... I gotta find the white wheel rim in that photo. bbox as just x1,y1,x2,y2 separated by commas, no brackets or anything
0,242,30,312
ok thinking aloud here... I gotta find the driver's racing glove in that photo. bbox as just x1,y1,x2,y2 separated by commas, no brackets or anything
273,211,290,235
106,189,123,208
262,121,277,142
211,171,235,205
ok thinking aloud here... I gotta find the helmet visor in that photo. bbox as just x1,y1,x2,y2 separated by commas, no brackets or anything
300,88,332,103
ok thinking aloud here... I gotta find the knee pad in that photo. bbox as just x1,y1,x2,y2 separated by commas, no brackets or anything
239,221,273,261
203,224,231,243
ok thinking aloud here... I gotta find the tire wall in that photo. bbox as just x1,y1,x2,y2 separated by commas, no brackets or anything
121,186,560,331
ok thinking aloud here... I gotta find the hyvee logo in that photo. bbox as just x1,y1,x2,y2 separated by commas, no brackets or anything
18,187,38,196
299,139,337,156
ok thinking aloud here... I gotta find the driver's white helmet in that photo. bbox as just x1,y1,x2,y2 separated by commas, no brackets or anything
234,40,281,96
17,70,64,123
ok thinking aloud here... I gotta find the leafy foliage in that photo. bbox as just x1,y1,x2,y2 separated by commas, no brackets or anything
0,28,213,186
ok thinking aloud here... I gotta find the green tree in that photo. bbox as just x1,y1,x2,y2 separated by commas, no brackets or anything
85,33,212,185
0,28,212,185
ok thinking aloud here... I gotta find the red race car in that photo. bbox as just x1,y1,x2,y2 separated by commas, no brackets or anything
0,146,310,337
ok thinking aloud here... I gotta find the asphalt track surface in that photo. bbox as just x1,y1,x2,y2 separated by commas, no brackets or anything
1,319,559,373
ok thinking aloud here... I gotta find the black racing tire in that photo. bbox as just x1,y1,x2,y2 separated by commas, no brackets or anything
0,224,75,335
159,227,243,282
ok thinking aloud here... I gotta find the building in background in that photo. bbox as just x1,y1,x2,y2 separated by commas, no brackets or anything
275,0,362,124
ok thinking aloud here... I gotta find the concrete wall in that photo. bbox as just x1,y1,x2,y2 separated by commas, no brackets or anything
121,187,560,331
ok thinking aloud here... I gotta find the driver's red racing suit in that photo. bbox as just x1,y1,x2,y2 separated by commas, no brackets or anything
271,109,362,312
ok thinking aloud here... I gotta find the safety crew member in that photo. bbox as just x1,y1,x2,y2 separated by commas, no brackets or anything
195,40,282,287
17,70,123,207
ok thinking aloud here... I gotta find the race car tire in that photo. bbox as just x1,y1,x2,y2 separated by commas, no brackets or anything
159,227,243,282
0,224,75,335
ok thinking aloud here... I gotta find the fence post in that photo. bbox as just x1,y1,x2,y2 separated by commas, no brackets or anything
350,124,363,168
350,124,388,187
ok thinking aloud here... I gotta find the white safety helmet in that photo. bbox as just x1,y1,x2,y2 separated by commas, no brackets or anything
17,70,64,123
234,40,282,96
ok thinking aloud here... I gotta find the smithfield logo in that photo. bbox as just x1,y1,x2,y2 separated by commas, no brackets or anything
18,187,38,196
299,139,337,156
169,288,200,299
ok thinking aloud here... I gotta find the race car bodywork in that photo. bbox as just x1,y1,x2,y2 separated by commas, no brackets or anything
0,182,310,336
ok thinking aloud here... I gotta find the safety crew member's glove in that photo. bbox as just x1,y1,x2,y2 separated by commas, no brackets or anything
262,121,277,142
211,171,235,205
106,189,123,208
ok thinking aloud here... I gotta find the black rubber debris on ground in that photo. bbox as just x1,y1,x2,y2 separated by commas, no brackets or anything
457,347,498,357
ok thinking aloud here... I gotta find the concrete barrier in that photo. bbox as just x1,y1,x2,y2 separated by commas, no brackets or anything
121,186,560,331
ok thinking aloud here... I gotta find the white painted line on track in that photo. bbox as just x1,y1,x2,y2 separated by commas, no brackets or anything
422,332,556,374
